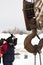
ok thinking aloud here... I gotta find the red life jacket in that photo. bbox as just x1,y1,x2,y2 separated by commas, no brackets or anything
1,41,8,54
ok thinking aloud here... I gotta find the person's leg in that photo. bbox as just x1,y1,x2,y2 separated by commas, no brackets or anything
7,62,12,65
3,62,7,65
3,61,12,65
0,57,1,63
8,62,12,65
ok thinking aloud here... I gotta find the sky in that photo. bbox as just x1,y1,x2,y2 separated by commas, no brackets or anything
0,0,34,32
0,0,25,32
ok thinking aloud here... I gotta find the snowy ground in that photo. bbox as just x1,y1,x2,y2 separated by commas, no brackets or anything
0,33,43,65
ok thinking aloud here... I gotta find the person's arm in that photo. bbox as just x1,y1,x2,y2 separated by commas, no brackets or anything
13,38,17,46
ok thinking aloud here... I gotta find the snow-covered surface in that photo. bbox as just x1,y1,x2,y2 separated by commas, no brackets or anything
0,33,11,39
0,33,43,65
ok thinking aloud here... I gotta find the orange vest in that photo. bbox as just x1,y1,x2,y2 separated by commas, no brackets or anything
0,50,3,57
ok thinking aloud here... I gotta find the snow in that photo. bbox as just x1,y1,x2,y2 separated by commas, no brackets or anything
0,33,43,65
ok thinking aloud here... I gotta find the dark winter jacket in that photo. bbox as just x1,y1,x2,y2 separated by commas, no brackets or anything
3,45,14,62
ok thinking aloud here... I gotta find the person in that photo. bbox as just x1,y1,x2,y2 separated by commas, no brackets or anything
0,38,8,63
3,34,17,65
0,39,3,63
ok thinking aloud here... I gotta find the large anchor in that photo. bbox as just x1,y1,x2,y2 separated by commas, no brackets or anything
23,0,43,65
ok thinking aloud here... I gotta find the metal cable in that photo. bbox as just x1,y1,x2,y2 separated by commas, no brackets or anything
34,55,36,65
36,34,40,40
39,53,42,65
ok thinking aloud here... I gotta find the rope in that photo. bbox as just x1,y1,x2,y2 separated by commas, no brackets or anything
34,0,42,21
39,53,42,65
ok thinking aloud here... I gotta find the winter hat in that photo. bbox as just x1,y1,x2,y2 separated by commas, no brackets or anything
7,37,13,43
3,41,7,44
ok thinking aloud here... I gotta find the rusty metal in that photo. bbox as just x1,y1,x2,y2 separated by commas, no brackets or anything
23,0,43,65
